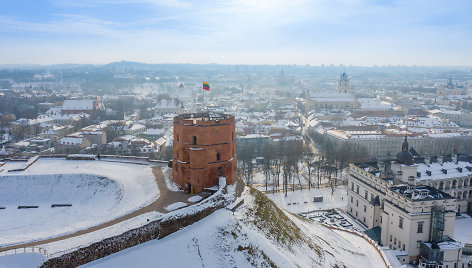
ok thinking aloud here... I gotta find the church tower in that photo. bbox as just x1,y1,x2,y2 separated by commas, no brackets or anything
305,88,311,115
337,72,349,93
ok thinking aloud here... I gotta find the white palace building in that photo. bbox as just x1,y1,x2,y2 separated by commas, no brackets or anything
348,137,472,267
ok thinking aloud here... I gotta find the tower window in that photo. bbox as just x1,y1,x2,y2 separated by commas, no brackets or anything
217,152,220,161
193,136,197,145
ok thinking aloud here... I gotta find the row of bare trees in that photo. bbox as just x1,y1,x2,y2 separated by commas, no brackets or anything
238,139,347,196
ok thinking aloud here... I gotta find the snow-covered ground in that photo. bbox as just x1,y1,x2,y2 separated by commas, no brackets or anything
0,158,159,247
165,202,187,211
262,185,347,214
301,209,367,231
251,168,347,187
331,229,385,266
80,187,387,268
0,253,45,268
454,214,472,245
188,195,203,203
161,167,181,192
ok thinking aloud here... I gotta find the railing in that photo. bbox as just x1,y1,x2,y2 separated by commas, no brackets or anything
40,154,170,164
0,246,49,258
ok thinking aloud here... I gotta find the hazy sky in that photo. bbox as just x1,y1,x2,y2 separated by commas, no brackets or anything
1,0,471,66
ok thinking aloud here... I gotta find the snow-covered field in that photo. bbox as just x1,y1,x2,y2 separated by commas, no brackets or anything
0,158,159,247
262,185,347,214
80,187,387,268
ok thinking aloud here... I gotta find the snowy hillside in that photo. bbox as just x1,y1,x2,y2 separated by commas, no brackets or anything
82,187,384,268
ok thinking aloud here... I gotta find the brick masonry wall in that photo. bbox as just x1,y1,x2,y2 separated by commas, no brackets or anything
172,114,237,193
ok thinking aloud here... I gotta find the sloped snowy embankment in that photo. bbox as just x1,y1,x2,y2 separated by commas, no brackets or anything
82,186,385,268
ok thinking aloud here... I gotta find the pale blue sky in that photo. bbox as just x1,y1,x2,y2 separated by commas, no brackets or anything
1,0,471,66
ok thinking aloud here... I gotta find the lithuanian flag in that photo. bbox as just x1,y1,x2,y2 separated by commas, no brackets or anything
203,81,210,91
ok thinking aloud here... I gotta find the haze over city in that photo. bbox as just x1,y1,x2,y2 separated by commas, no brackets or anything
1,1,472,268
1,0,472,65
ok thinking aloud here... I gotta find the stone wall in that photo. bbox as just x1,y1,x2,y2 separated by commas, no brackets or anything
41,186,232,268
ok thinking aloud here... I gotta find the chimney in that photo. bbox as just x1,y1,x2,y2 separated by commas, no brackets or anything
452,154,458,164
424,156,430,166
378,162,386,172
407,176,416,195
437,155,444,165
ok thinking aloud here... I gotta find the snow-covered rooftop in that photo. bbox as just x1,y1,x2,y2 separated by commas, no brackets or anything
62,100,95,111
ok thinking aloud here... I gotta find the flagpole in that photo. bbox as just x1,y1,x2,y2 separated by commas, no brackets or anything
203,80,205,114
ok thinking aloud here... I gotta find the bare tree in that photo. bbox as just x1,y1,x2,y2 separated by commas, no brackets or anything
302,148,315,190
239,144,255,185
105,121,126,142
323,165,338,195
272,152,282,194
314,155,325,188
261,143,274,192
282,160,291,197
158,145,173,160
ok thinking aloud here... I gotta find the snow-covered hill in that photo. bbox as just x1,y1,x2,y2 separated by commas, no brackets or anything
82,186,384,268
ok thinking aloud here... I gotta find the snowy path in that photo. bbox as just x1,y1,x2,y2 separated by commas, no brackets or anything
332,229,387,267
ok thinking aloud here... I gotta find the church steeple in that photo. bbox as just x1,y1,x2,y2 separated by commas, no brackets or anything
401,136,409,152
337,72,349,93
396,136,413,165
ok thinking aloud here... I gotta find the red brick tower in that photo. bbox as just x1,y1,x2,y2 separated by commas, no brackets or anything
172,113,237,193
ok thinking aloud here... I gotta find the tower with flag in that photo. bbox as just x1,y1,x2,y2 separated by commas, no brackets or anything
203,81,210,91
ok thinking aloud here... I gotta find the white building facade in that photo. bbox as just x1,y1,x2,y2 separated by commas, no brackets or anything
348,137,468,267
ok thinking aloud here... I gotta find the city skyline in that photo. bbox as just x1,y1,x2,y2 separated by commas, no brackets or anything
1,0,472,66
